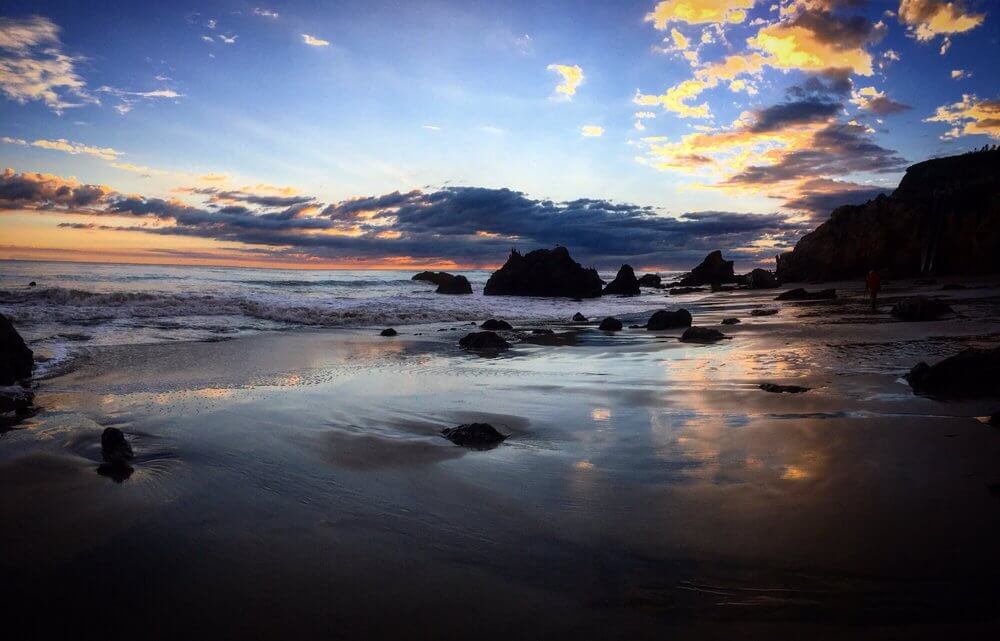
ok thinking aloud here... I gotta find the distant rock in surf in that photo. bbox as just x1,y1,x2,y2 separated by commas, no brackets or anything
480,319,513,331
0,313,33,386
572,312,587,322
680,327,726,343
380,328,398,337
890,297,953,321
598,317,622,331
759,383,810,394
775,288,837,301
721,317,740,325
436,274,473,295
483,247,603,298
459,331,510,352
441,423,507,447
679,250,736,287
28,281,36,288
906,346,1000,398
668,287,704,296
603,264,640,296
637,273,662,288
646,309,692,330
412,271,457,287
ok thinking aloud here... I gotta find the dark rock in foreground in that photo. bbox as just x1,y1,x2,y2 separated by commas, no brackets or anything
637,273,662,288
436,274,473,295
890,297,954,321
750,308,779,316
441,423,507,447
603,264,640,296
906,346,1000,398
646,309,692,330
0,313,33,386
760,383,810,394
28,281,36,287
776,149,1000,282
101,427,134,464
0,385,34,414
741,268,778,289
480,319,513,331
572,312,587,322
598,317,622,331
680,327,726,343
668,287,705,295
721,317,740,325
483,247,603,298
412,271,456,287
679,250,736,286
459,331,510,352
380,328,397,337
775,288,837,301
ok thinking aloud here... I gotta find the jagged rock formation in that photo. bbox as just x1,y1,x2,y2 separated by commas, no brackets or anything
1,313,33,385
602,264,640,296
776,149,1000,283
679,250,736,286
484,247,603,298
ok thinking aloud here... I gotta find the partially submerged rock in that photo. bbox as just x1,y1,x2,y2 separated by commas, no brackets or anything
480,319,513,331
0,313,33,386
759,383,810,394
101,427,134,464
637,273,662,288
775,288,837,301
680,327,726,343
412,271,456,287
572,312,588,322
646,309,692,330
890,297,954,321
441,423,507,447
459,331,510,352
679,250,736,286
436,274,473,295
483,247,603,298
380,328,398,337
906,346,1000,398
602,264,640,296
598,317,622,331
721,317,741,325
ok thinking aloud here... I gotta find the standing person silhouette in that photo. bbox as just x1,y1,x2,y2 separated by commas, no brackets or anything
865,269,881,312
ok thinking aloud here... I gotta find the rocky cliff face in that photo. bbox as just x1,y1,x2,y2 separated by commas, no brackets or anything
775,149,1000,283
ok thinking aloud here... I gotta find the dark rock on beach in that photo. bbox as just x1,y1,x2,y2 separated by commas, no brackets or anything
760,383,810,394
572,312,588,322
890,297,954,321
776,149,1000,283
668,287,705,296
680,327,726,343
436,274,473,295
637,273,662,288
721,317,741,325
775,288,837,301
441,423,507,447
906,346,1000,398
741,268,778,289
0,385,34,414
598,317,622,331
101,427,134,464
480,319,513,331
483,247,603,298
459,331,510,352
603,264,640,296
679,250,736,286
380,328,398,337
646,309,692,330
28,281,36,287
0,313,33,386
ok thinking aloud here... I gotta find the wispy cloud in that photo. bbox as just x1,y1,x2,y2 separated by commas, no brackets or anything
252,8,280,19
3,135,123,160
302,34,330,47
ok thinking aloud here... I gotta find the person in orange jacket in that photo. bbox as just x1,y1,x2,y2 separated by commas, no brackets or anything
865,269,881,311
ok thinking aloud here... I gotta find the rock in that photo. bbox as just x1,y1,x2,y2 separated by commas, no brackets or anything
97,462,134,483
721,317,741,325
906,346,1000,398
572,312,587,322
101,427,134,464
775,288,837,301
441,423,507,447
750,308,779,316
941,283,967,290
480,319,513,331
646,309,692,330
436,274,473,295
0,313,33,386
412,271,456,286
602,264,640,296
679,250,736,286
459,331,510,352
380,328,398,337
0,385,34,414
890,297,954,321
680,327,726,343
775,149,1000,283
637,273,662,288
483,247,603,298
598,317,622,331
668,287,705,295
759,383,810,394
28,281,36,287
740,268,778,289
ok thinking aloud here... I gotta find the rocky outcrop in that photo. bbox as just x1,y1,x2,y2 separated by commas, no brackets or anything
603,264,640,296
598,317,622,331
484,247,603,298
646,309,692,330
890,297,954,321
436,275,473,295
637,274,662,288
679,250,736,286
441,423,507,447
775,288,837,301
480,319,513,331
906,346,1000,398
412,271,456,287
0,313,33,386
459,331,510,352
776,149,1000,282
572,312,587,322
740,268,778,289
680,327,726,343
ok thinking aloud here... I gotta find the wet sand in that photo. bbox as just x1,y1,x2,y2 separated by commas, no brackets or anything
2,278,1000,639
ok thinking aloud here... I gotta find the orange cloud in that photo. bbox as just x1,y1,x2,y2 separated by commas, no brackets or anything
925,94,1000,140
645,0,754,27
899,0,985,42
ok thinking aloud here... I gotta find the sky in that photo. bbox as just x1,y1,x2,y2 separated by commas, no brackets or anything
0,0,997,270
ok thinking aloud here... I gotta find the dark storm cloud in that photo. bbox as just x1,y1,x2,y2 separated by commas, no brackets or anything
790,9,881,48
779,179,890,218
749,99,841,133
187,187,315,208
860,95,912,115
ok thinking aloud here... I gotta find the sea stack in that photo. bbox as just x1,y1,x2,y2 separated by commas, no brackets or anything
483,247,603,298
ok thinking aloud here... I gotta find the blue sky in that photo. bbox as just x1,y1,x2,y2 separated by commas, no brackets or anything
1,1,998,268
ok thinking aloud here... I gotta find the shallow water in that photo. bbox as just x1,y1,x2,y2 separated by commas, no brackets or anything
2,267,1000,639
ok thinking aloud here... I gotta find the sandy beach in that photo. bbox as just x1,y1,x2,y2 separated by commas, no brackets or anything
2,276,999,639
